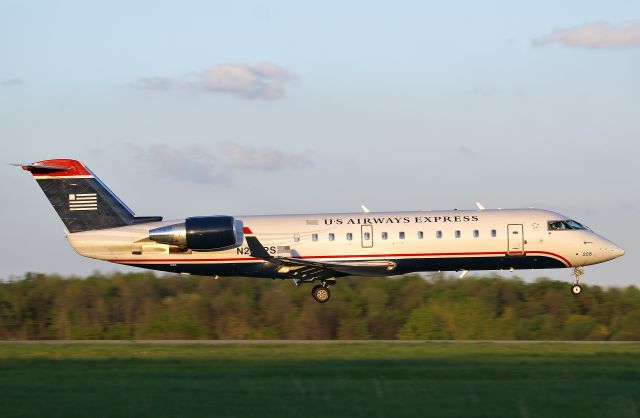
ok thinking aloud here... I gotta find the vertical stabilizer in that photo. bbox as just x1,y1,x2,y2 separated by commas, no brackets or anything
19,159,162,232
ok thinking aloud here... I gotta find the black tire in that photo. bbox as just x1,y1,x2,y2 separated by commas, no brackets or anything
311,285,331,303
571,284,582,295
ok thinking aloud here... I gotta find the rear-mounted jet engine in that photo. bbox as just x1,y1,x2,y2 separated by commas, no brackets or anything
149,216,244,251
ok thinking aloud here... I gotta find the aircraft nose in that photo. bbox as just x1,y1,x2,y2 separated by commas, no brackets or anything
609,246,625,259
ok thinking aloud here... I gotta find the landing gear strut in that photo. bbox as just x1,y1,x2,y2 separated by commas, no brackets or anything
311,279,335,303
570,267,584,295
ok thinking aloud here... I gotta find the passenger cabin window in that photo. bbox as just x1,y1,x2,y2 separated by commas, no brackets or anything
346,232,353,241
436,231,442,239
381,232,388,240
399,232,405,240
417,231,424,239
312,233,318,241
473,230,479,238
548,220,588,231
328,233,335,241
293,234,300,242
491,229,497,237
363,232,371,241
455,230,461,238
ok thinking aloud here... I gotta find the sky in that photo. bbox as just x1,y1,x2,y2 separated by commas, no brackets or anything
1,0,638,286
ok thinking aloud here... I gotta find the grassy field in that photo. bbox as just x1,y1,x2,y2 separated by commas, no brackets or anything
0,342,639,418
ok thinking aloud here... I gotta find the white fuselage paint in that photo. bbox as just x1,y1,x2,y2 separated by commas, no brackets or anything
66,208,624,275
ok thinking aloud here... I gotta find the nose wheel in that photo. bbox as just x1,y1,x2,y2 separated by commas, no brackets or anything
570,267,584,296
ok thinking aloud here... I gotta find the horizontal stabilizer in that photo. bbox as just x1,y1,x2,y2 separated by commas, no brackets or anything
12,163,71,172
131,216,164,224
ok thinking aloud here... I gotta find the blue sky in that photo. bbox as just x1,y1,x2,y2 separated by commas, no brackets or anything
1,1,638,285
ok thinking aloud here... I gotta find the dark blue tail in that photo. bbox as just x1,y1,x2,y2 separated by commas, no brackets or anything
21,159,162,233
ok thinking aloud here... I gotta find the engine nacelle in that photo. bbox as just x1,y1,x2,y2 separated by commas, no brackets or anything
148,216,244,251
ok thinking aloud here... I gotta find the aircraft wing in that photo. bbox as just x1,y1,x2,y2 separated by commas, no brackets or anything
246,236,396,281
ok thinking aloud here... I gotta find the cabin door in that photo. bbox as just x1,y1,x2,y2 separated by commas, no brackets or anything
361,225,373,248
507,224,524,255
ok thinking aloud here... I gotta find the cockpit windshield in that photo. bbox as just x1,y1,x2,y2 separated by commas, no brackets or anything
548,220,589,231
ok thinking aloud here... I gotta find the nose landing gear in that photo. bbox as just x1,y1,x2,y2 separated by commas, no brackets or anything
570,267,584,295
571,284,582,295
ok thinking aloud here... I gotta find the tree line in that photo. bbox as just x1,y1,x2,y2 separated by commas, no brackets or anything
0,271,639,340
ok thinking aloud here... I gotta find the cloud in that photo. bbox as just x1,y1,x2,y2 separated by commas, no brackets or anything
469,86,501,98
137,77,174,90
125,142,311,185
130,143,231,185
220,142,312,171
533,21,640,49
458,146,476,157
135,63,294,100
0,78,23,87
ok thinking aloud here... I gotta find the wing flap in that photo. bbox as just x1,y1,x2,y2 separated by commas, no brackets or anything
276,257,396,276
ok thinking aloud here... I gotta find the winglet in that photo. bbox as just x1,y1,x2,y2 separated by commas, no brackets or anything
246,236,272,259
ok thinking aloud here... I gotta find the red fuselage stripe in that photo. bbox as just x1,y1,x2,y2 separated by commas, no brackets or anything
109,250,571,267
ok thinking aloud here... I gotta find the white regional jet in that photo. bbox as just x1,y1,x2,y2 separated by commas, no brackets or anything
17,159,624,303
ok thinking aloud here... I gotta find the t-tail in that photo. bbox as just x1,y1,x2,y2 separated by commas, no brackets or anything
18,159,162,233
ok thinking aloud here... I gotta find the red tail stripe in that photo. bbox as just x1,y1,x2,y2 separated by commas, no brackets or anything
24,159,91,177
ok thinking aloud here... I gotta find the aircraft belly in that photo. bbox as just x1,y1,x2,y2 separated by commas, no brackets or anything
392,255,566,274
122,254,566,278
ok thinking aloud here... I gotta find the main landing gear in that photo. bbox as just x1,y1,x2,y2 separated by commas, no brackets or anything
570,267,584,295
310,279,335,303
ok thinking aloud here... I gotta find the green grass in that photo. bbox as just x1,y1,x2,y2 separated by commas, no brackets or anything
1,342,639,418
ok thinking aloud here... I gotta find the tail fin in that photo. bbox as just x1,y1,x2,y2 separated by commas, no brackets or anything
18,159,162,233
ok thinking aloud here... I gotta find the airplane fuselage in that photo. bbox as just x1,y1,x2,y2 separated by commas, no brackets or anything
67,208,623,278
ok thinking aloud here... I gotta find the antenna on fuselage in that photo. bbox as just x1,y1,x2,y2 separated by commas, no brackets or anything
361,205,371,213
475,202,486,210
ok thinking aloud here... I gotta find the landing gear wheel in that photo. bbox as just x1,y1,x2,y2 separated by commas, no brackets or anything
571,284,582,295
311,285,331,303
571,267,584,296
